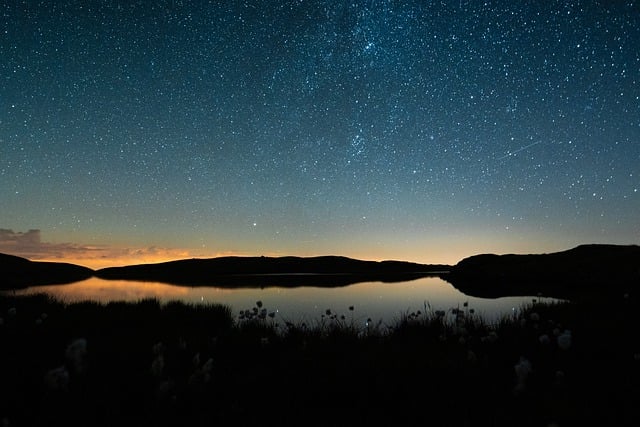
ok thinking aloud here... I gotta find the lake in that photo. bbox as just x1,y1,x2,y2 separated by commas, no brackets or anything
5,276,551,326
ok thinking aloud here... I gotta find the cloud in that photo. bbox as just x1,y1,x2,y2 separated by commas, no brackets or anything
0,228,215,269
0,228,106,259
0,228,43,248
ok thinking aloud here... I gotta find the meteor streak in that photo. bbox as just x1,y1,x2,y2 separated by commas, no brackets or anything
497,141,542,160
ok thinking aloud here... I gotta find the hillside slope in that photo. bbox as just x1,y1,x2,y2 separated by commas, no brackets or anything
0,253,94,289
96,255,449,287
444,244,640,299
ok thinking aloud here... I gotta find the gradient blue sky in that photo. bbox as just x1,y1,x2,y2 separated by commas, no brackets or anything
1,1,638,268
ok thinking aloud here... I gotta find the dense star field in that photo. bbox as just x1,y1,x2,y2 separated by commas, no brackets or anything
1,1,638,267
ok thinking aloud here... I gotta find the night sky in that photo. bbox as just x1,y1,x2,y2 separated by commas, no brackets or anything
1,0,639,268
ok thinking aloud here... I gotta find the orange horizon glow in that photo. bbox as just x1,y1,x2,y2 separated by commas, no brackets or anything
21,246,464,270
2,228,587,270
24,247,479,270
28,249,249,270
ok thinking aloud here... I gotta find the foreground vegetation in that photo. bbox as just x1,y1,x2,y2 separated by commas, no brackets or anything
0,292,638,426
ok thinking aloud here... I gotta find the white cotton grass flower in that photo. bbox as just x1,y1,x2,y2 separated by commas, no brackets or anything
65,338,88,374
538,334,551,345
513,356,532,394
151,355,164,378
514,357,532,382
557,330,572,350
178,337,187,350
189,357,215,385
152,342,165,357
192,352,201,368
529,312,540,322
481,331,498,344
44,366,70,392
200,358,214,383
202,357,214,373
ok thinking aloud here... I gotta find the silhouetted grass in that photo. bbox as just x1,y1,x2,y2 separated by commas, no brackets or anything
0,292,638,426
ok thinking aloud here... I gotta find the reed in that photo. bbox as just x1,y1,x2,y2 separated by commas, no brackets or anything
0,292,637,426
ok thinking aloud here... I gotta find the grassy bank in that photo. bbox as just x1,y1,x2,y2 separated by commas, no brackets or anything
1,292,638,426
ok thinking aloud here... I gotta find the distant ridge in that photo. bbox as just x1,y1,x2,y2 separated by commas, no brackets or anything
7,244,637,296
443,244,640,299
0,252,448,289
95,255,449,287
0,253,94,289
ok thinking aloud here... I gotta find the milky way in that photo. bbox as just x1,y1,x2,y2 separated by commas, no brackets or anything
1,1,639,266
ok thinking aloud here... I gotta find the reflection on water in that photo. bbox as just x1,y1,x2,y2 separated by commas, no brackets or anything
8,277,549,325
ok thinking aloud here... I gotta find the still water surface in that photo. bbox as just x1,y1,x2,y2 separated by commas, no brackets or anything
8,276,549,325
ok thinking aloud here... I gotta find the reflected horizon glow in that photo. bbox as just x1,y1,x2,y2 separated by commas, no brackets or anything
7,276,551,325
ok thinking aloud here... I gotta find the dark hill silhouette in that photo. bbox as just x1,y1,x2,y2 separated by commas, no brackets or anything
96,255,449,287
0,253,94,289
442,244,640,299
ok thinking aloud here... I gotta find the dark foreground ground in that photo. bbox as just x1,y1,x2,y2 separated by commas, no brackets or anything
1,291,638,427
